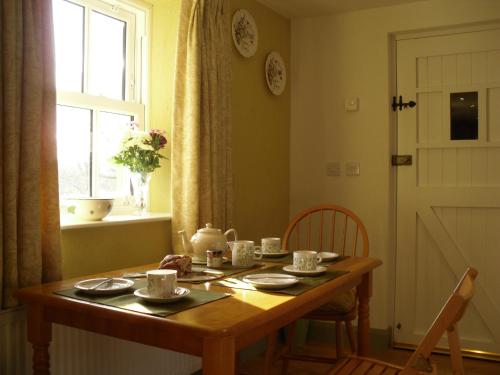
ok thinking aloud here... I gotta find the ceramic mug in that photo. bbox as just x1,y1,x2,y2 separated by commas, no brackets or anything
147,269,177,298
293,250,322,271
230,240,263,268
259,237,281,254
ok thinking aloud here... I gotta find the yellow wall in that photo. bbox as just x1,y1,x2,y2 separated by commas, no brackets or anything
61,221,171,278
290,0,500,329
148,0,180,212
231,0,291,242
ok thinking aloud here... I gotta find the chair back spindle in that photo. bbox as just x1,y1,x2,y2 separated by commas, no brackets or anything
283,205,368,258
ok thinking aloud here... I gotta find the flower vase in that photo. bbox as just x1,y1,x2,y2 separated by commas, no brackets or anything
130,172,151,215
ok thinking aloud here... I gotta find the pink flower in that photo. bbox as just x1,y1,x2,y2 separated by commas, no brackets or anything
150,129,167,148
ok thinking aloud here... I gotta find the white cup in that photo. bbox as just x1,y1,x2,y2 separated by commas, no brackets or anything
146,269,177,298
259,237,281,254
293,250,322,271
230,240,263,268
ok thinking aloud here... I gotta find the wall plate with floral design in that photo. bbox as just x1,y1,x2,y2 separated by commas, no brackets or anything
232,9,258,58
265,51,286,96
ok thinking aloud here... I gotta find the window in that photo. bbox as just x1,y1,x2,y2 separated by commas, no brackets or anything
52,0,148,207
450,91,479,140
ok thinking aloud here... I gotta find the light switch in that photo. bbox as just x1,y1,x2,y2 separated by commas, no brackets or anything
345,162,360,176
326,162,341,176
344,97,359,112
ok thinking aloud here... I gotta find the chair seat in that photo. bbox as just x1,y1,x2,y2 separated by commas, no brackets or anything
308,289,356,316
328,356,403,375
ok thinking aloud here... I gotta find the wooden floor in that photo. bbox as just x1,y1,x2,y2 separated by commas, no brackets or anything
239,342,500,375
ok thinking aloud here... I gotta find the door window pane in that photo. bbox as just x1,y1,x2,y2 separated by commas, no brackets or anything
450,92,478,140
53,0,84,92
95,112,133,197
88,11,126,100
57,105,91,197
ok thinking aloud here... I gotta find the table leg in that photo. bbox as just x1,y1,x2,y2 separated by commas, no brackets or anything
203,335,235,375
357,271,373,356
27,304,52,375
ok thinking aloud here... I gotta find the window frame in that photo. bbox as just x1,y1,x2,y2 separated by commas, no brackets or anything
54,0,150,210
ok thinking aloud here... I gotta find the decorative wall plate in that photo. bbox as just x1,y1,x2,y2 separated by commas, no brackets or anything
232,9,258,58
265,51,287,96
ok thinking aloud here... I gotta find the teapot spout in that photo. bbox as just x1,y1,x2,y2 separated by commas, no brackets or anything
178,230,194,255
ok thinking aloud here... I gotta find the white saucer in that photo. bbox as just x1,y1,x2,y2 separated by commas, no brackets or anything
282,265,327,276
134,287,190,303
242,273,298,289
255,251,289,258
177,267,224,282
319,252,340,261
75,278,134,295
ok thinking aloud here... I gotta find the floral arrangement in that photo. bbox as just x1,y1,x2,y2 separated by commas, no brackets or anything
112,123,167,174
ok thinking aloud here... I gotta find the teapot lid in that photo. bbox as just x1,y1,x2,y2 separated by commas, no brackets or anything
197,223,222,234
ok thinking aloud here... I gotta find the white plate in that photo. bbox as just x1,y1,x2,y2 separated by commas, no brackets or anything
319,252,340,261
265,51,286,95
255,250,289,258
232,9,258,58
134,287,190,304
177,267,224,282
282,265,327,276
74,278,134,295
242,273,298,289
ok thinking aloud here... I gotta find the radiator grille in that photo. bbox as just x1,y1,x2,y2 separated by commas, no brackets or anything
1,307,201,374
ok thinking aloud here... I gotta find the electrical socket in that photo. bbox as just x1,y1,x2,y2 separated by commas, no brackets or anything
326,162,341,176
345,162,360,176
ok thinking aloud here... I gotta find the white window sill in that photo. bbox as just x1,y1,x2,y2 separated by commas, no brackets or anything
61,212,171,230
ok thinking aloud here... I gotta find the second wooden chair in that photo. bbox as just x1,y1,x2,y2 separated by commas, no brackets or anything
326,267,478,375
264,204,369,374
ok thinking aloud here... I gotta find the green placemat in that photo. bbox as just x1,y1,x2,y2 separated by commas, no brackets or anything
55,280,229,317
260,253,293,263
214,265,348,296
181,263,265,284
195,262,264,277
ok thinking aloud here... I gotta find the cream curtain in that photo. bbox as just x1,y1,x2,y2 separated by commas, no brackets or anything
0,0,62,309
172,0,232,251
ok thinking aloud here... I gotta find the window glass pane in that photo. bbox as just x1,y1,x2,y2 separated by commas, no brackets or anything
53,0,84,92
450,92,478,140
95,112,133,197
88,11,126,100
57,105,91,197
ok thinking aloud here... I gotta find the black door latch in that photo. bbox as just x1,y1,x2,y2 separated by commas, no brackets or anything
392,96,416,111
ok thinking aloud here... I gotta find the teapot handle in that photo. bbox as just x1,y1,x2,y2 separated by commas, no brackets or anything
178,230,194,255
224,228,238,242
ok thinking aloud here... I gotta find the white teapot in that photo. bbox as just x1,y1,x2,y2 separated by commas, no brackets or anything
178,223,238,262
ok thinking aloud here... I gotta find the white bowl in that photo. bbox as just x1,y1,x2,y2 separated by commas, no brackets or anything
68,198,114,221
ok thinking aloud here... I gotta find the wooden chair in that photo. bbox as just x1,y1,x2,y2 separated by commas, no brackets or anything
264,204,369,374
326,267,478,375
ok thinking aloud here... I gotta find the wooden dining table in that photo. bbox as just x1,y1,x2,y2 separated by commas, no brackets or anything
16,256,382,375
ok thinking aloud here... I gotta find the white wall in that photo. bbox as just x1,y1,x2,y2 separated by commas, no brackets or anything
290,0,500,329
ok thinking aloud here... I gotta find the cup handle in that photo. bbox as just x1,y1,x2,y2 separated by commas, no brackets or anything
316,254,323,264
254,246,263,260
224,228,238,241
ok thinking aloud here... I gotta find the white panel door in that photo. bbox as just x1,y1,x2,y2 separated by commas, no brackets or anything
395,27,500,355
